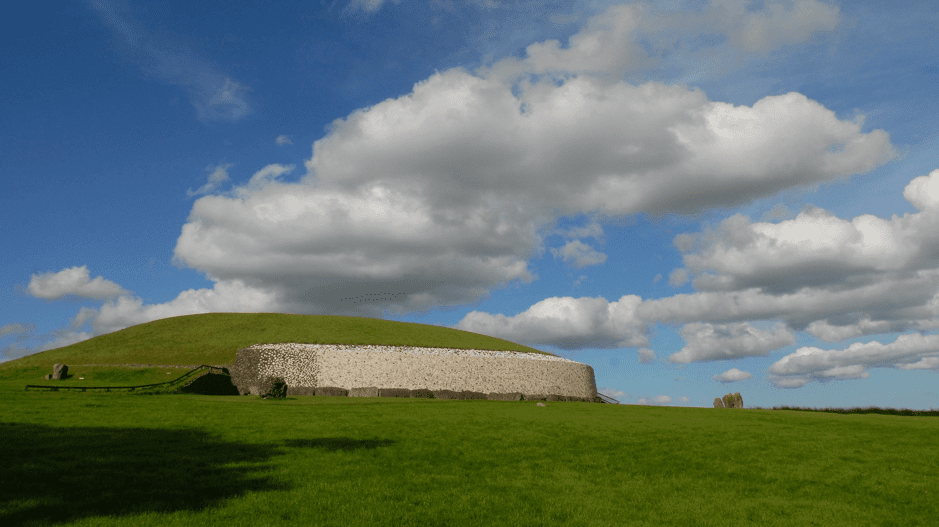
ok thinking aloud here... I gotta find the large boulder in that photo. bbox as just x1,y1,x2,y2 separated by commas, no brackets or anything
50,364,68,380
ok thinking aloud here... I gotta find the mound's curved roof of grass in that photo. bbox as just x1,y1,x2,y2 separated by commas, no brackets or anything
0,312,557,369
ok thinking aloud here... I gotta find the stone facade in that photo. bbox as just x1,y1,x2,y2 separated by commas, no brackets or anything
230,343,598,401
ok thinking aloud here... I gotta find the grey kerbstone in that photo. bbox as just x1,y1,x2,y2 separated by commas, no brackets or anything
349,387,379,397
379,388,411,398
487,392,523,401
315,386,349,397
524,394,547,401
432,389,460,400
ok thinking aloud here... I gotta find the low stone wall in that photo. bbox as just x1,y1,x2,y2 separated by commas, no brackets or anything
230,343,597,401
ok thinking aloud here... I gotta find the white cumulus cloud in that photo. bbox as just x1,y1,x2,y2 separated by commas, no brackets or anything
456,295,648,350
715,367,753,383
768,332,939,379
670,322,796,363
28,266,129,300
550,240,608,269
170,61,890,317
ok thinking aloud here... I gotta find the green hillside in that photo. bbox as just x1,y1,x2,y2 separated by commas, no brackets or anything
0,312,555,370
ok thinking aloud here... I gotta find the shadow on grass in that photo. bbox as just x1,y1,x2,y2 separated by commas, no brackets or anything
282,438,396,451
0,422,292,525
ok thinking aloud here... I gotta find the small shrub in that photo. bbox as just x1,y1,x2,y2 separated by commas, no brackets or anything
459,390,487,400
410,388,435,399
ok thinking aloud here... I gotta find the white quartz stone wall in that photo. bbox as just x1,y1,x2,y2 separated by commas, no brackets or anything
240,343,597,400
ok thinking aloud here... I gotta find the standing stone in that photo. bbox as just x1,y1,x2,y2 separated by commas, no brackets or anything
52,364,68,380
718,392,744,408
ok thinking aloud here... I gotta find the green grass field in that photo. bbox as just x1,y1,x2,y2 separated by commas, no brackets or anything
2,313,937,526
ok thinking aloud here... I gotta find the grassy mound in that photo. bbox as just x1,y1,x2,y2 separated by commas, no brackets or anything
0,312,555,371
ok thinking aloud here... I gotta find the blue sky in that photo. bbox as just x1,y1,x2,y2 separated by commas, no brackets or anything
3,0,938,410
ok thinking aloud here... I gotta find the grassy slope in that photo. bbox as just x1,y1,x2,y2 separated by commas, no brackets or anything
0,312,556,370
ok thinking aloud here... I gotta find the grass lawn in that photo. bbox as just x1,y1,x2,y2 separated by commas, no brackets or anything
2,381,938,526
2,313,937,526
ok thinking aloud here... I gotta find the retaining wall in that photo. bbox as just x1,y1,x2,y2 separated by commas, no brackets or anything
229,343,597,400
